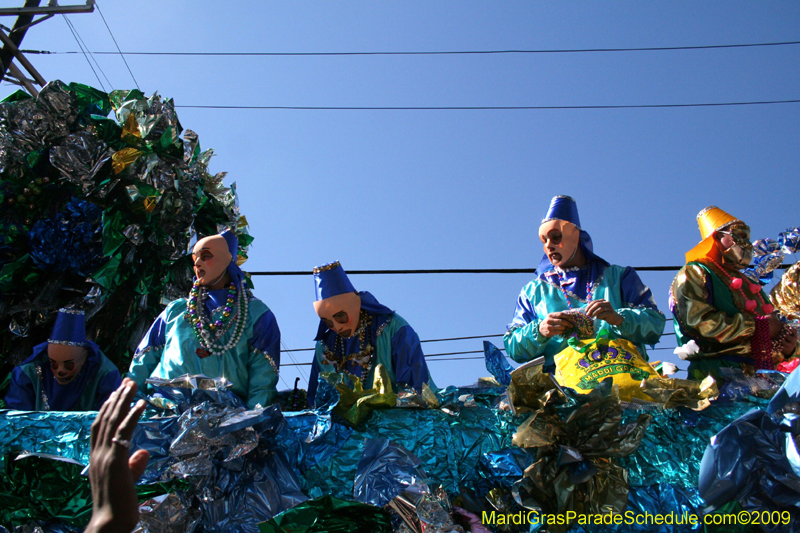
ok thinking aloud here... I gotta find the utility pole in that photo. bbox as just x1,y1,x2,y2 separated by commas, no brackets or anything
0,0,95,96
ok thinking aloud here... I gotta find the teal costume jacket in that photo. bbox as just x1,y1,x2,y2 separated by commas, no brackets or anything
504,261,665,369
128,289,280,409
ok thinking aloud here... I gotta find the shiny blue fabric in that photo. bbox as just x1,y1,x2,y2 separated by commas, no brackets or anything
541,195,582,228
698,408,800,529
696,369,800,528
483,341,513,386
48,310,87,345
353,437,428,507
313,261,356,301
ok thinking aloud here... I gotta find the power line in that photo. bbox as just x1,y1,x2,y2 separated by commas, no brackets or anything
95,2,139,90
61,14,107,92
421,333,504,343
249,265,793,275
174,100,800,111
280,340,309,382
26,39,800,56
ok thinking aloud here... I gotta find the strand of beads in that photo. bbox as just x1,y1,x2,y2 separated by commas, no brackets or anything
203,283,249,357
771,324,795,363
706,258,774,314
752,316,774,370
184,281,249,356
546,270,595,309
184,281,237,340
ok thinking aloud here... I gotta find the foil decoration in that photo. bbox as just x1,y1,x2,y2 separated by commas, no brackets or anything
638,375,719,410
354,438,428,508
8,376,795,532
771,261,800,320
780,227,800,255
28,197,104,276
8,315,29,337
1,80,256,377
509,379,651,531
134,492,201,533
506,359,568,415
323,364,398,426
257,495,393,533
699,407,800,530
0,452,92,528
388,488,464,533
395,384,439,409
747,237,781,284
483,341,513,387
619,395,768,488
49,132,114,196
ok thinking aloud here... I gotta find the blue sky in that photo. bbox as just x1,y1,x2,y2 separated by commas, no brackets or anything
2,1,799,391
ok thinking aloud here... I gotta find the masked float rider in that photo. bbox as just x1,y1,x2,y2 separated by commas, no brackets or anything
504,195,666,372
5,309,122,411
306,261,435,406
670,206,800,381
128,230,281,408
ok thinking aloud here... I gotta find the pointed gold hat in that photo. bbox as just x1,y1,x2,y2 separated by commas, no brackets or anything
685,206,744,263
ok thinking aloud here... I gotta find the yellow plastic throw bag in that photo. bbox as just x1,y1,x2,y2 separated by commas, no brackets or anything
554,334,659,402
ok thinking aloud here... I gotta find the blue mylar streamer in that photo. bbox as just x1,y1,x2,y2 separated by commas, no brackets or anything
354,437,428,508
484,341,513,387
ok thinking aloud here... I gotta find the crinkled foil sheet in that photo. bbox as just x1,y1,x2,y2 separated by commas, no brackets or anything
1,379,796,532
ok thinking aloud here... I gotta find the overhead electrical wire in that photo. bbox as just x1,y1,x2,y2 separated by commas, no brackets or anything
95,2,140,90
248,265,792,275
61,15,110,92
24,39,800,56
173,100,800,111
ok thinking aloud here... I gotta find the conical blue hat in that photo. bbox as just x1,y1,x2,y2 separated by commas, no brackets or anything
48,309,87,346
314,261,356,301
541,195,582,229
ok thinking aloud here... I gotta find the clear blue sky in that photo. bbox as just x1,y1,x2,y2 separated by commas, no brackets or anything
2,1,799,391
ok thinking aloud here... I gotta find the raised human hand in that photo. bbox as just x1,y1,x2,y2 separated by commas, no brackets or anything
85,378,149,533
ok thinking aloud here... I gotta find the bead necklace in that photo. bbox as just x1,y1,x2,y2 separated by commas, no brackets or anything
321,310,374,385
185,281,237,337
771,324,795,363
705,259,774,314
184,281,249,358
546,269,595,309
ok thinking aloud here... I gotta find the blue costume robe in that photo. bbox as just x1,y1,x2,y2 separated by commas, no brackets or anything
504,255,665,370
307,292,434,406
5,341,121,411
128,288,281,409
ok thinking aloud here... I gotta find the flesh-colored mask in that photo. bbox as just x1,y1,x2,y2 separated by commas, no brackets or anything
48,343,88,385
192,235,233,288
716,224,753,270
539,219,582,268
314,292,362,338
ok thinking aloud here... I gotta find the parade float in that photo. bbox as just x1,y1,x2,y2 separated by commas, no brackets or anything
1,82,800,533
